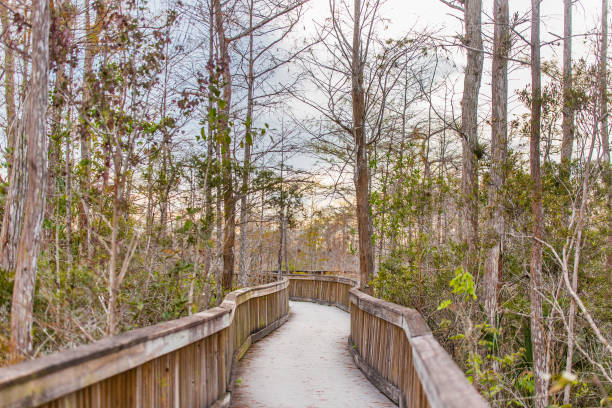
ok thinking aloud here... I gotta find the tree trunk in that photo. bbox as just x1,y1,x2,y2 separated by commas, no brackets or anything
9,0,50,360
1,0,16,157
483,0,508,369
461,0,484,277
1,113,27,272
107,181,120,335
0,1,26,272
529,2,549,406
283,209,289,273
213,0,235,292
352,0,374,290
600,0,610,279
277,206,284,275
239,0,255,286
79,1,92,258
560,0,574,166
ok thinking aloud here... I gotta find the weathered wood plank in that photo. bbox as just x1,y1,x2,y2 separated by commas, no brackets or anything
348,336,400,404
0,278,290,408
349,288,431,338
410,335,489,408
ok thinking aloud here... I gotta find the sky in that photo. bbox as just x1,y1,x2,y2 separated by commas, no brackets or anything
275,0,608,206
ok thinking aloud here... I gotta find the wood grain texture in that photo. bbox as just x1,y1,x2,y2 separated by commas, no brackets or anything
286,274,488,408
0,278,289,408
349,286,489,408
287,274,357,311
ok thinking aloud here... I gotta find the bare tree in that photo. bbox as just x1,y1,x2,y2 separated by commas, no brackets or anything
529,1,549,406
236,0,307,286
352,0,375,289
9,0,50,360
296,0,411,289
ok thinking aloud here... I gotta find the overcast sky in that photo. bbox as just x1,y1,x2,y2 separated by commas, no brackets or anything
281,0,607,170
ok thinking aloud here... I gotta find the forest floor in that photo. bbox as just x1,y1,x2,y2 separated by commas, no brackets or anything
230,301,396,408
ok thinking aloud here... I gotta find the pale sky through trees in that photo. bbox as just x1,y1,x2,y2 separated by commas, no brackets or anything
283,0,607,184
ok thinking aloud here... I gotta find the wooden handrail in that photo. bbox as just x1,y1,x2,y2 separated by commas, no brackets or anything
287,273,357,311
287,273,489,408
0,278,289,408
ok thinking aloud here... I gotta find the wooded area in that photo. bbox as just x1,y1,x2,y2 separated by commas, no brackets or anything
0,0,610,406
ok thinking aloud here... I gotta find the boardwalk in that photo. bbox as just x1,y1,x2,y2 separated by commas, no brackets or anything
230,301,397,408
0,275,488,408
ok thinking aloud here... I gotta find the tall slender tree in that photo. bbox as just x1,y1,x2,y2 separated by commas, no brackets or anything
238,0,256,286
212,0,236,291
601,0,610,277
0,0,25,273
484,0,509,366
460,0,483,276
529,1,549,406
9,0,50,360
0,0,16,154
352,0,375,289
561,0,574,167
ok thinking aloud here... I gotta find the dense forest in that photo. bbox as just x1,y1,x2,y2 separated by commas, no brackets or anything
0,0,610,406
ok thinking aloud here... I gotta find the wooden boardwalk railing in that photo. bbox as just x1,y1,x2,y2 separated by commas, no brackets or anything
0,278,289,408
287,274,356,311
287,274,489,408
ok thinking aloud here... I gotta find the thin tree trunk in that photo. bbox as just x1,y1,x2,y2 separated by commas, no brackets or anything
560,0,574,166
600,0,610,278
9,0,50,360
47,64,64,243
213,0,235,291
79,0,95,258
107,144,125,335
283,209,289,273
352,0,374,290
1,0,16,158
461,0,483,278
239,0,255,286
529,2,549,406
108,185,120,335
0,113,27,272
65,125,73,269
159,25,172,237
484,0,509,372
277,207,283,274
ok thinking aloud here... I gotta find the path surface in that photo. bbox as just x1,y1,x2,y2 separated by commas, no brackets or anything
230,301,397,408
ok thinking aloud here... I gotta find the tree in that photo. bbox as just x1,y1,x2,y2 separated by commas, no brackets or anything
211,0,236,292
560,0,574,166
236,0,307,286
9,0,50,360
458,0,483,278
529,1,549,406
600,0,610,278
352,0,375,289
483,0,508,369
296,0,407,289
0,0,25,273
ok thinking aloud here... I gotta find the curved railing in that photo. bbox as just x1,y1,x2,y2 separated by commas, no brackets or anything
0,278,289,408
287,274,489,408
287,274,356,311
